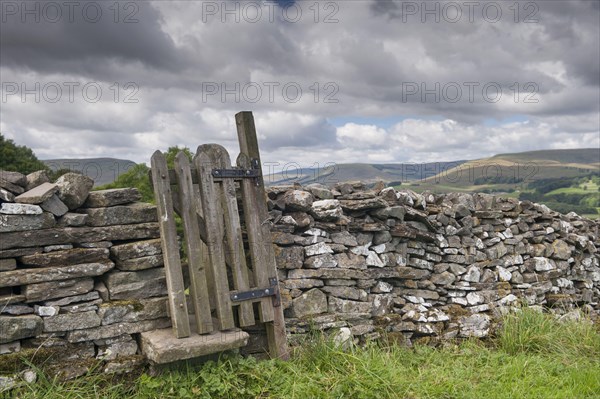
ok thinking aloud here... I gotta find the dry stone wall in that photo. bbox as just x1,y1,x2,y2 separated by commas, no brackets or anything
1,169,599,385
269,182,599,345
1,170,167,384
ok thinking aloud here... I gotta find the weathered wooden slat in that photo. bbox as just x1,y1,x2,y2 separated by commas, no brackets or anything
150,150,191,338
236,111,289,360
174,152,213,334
213,146,255,327
194,145,235,330
236,153,274,324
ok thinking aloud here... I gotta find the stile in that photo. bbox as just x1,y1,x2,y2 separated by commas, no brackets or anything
213,146,256,327
150,150,191,338
236,111,290,359
194,145,235,330
173,152,214,334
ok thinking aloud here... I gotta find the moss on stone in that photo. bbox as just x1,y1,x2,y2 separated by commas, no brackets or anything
99,299,144,312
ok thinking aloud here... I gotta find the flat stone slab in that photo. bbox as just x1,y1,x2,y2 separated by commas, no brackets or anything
0,203,43,215
140,324,249,364
19,248,109,267
24,278,95,302
0,212,55,233
0,223,159,250
0,262,114,288
81,203,157,227
14,182,58,204
84,188,141,208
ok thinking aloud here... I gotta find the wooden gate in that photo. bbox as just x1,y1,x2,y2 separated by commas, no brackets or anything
148,112,288,360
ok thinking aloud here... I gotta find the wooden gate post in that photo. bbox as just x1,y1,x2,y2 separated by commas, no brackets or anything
235,111,290,360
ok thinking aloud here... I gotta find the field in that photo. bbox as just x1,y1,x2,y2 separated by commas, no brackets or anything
4,308,599,399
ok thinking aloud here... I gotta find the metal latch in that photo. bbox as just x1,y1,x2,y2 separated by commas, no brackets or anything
230,277,280,307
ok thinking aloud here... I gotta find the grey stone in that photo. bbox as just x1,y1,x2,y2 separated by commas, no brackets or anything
44,311,101,332
373,231,392,245
430,271,456,286
0,212,55,233
25,170,50,191
371,281,393,293
311,199,342,220
332,327,353,349
331,231,358,246
284,279,324,290
44,244,73,252
304,253,337,269
103,268,167,300
0,177,24,194
335,253,367,269
328,296,372,314
292,288,328,318
306,183,334,199
463,266,481,282
0,170,26,186
274,246,304,270
110,238,162,260
97,337,138,360
1,223,160,250
0,341,21,354
0,315,43,344
0,258,17,271
551,240,571,260
283,190,313,211
57,212,88,227
14,182,58,204
40,194,69,216
44,291,100,307
526,257,555,272
83,188,141,208
55,173,94,210
115,255,164,271
1,304,34,315
97,297,168,325
339,197,387,211
305,242,333,257
0,262,114,288
366,251,384,267
35,306,59,317
0,188,15,202
79,241,113,248
82,203,157,226
19,248,109,267
24,278,95,302
459,314,491,338
67,318,171,343
322,286,368,301
0,203,43,215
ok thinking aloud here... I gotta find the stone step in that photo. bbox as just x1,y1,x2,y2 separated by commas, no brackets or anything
140,321,249,364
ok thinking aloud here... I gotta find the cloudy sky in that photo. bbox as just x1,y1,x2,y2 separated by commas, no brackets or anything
1,0,598,170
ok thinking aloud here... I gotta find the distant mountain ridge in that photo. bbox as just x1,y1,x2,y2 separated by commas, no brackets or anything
267,148,599,187
43,158,136,186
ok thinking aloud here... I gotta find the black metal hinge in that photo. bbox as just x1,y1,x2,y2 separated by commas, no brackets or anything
230,277,280,307
212,158,261,179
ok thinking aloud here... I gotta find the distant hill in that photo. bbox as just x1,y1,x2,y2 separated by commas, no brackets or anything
411,148,599,193
43,158,136,186
267,161,467,186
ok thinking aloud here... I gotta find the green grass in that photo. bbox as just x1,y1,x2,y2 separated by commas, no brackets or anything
4,309,600,399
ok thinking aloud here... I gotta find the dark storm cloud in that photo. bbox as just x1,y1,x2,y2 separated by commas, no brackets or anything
0,1,185,77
